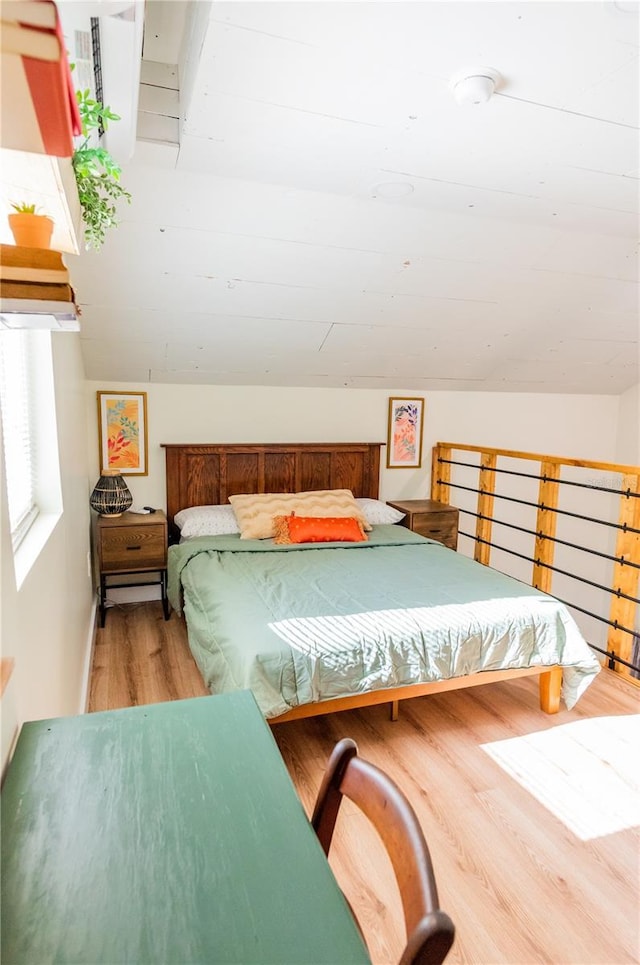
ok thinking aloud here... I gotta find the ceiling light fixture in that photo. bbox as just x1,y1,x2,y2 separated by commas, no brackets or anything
451,67,502,106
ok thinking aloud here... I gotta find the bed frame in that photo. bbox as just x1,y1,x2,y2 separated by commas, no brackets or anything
162,441,562,723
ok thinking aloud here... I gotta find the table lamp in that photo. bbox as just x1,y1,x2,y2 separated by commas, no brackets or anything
89,469,133,517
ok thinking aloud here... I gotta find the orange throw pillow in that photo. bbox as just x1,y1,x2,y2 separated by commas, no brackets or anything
275,515,367,544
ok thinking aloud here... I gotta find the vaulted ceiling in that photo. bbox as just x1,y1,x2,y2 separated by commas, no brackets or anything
69,1,639,393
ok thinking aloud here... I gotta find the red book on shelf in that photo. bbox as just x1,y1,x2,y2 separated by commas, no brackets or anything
1,1,82,157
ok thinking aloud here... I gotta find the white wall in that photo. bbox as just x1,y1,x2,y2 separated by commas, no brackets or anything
85,381,620,510
1,335,94,728
616,382,639,464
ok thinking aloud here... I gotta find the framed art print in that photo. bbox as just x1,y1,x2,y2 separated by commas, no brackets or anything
97,391,148,475
386,397,424,468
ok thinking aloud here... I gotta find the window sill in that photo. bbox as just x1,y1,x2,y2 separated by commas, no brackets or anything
14,512,62,589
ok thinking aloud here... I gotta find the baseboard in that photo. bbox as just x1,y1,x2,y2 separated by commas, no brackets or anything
78,596,98,715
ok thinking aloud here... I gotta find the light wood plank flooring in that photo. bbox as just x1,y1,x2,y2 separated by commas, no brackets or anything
89,603,640,965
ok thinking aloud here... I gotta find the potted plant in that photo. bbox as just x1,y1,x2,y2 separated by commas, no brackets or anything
8,202,54,249
72,89,131,250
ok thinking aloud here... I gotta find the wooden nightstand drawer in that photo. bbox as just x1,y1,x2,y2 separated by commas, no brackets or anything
409,513,458,548
387,499,459,551
100,525,166,571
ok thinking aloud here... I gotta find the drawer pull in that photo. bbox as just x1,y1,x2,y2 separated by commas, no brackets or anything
126,545,142,551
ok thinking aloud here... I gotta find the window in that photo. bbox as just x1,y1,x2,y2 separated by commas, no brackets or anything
0,331,38,547
0,330,62,575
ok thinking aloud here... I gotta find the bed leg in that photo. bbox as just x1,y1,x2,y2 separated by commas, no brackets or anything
389,700,399,722
539,668,562,714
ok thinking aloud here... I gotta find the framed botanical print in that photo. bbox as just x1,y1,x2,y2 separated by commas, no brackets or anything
386,397,424,468
97,391,148,475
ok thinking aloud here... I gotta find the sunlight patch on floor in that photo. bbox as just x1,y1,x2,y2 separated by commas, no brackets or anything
481,715,640,841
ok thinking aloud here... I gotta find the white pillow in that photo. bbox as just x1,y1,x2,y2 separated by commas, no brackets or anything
174,504,240,539
355,498,405,526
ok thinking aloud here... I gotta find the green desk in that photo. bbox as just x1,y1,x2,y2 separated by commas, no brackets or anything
1,691,370,964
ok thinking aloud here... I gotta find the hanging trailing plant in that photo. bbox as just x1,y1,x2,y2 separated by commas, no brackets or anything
72,89,131,250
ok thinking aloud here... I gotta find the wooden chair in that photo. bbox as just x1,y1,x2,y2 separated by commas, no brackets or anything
311,738,455,965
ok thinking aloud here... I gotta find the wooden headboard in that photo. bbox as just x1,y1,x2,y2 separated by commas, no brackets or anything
162,442,383,539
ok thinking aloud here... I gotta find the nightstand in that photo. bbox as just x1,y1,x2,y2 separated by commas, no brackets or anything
96,510,170,627
386,499,459,550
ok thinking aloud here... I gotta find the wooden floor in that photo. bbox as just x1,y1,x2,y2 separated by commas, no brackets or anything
89,603,640,965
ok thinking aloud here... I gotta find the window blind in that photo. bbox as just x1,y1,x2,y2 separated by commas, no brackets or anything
0,331,38,546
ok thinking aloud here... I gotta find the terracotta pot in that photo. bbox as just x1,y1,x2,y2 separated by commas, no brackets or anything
8,213,54,249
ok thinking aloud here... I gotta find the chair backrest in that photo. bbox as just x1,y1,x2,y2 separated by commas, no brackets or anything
311,738,455,965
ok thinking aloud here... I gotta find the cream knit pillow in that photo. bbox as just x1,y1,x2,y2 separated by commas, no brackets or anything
229,489,371,540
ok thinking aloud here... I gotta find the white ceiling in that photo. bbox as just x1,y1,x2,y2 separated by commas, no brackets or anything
69,1,639,393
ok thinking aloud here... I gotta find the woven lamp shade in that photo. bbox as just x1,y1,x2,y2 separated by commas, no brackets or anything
90,469,133,517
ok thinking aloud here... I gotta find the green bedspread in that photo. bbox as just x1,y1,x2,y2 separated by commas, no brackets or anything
168,526,600,717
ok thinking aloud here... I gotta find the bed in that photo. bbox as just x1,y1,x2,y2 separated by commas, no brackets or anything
163,442,601,724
